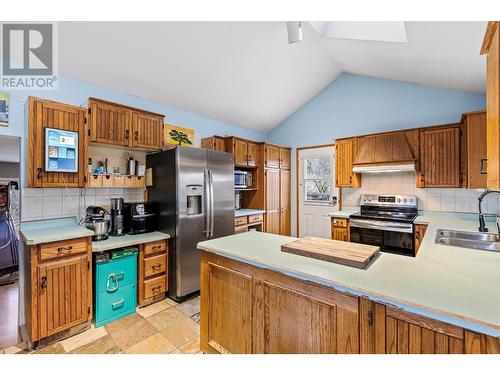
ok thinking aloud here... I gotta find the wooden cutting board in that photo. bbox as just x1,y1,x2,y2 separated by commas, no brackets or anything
281,237,380,269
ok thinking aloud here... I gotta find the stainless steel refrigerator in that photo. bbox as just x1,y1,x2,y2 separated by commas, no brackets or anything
146,146,234,301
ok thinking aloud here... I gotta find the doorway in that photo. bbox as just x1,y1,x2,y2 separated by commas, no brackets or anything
0,135,21,350
297,145,339,238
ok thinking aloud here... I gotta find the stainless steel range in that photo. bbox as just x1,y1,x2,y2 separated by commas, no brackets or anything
349,194,418,256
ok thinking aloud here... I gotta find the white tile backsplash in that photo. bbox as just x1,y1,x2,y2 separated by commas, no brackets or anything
342,172,497,215
21,187,146,221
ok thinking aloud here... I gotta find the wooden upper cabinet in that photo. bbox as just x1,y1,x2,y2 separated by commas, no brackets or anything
482,22,500,189
88,98,131,146
418,125,461,188
279,147,291,169
247,141,259,167
87,98,164,150
132,111,163,150
231,138,248,166
201,136,226,152
264,144,280,168
462,111,487,189
335,138,361,188
27,97,87,188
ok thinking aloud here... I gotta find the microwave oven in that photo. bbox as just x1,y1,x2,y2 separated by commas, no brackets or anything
234,170,252,189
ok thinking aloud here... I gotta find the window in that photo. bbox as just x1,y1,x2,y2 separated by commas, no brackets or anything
303,157,332,203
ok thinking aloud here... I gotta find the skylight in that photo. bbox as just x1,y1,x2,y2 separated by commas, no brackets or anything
309,21,408,43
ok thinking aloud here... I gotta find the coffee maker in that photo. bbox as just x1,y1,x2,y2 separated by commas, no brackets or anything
109,198,125,236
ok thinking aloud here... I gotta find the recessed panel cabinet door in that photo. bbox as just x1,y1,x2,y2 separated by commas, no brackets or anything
265,169,281,234
28,97,87,188
132,112,163,150
280,169,290,235
247,141,259,167
89,100,131,146
419,126,461,187
265,144,280,168
335,138,360,188
279,148,291,169
232,138,248,166
37,255,90,339
200,262,253,354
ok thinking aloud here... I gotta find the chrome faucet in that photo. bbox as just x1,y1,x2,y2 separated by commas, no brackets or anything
478,190,500,232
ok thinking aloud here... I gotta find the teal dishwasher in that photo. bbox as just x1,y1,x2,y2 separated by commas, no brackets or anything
94,248,138,327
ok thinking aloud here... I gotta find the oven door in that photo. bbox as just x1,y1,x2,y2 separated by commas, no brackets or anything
349,219,414,256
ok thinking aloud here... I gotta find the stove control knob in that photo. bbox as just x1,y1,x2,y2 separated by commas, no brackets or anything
403,198,407,203
397,198,401,203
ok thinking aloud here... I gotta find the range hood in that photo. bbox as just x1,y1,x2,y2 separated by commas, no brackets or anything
352,131,416,174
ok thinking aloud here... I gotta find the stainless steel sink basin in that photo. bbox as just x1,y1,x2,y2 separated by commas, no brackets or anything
435,229,500,252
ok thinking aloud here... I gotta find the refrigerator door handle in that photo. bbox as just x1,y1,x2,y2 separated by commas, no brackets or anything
203,169,211,238
209,169,215,237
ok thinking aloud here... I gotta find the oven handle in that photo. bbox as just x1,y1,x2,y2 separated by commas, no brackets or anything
349,219,413,233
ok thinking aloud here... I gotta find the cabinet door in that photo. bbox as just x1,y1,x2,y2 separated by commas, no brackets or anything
28,97,87,188
419,126,461,187
89,100,131,146
265,144,280,168
132,112,163,150
279,148,291,169
335,138,360,188
359,299,465,354
414,224,428,253
265,169,280,234
200,262,253,354
486,23,500,189
252,280,359,353
464,112,487,188
247,141,259,167
232,138,248,166
279,169,290,235
37,255,91,339
332,227,348,241
215,137,227,152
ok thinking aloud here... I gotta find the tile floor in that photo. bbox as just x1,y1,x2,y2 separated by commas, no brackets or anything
0,281,19,350
1,296,202,354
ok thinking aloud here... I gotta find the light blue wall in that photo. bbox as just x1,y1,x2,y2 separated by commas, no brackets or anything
268,73,486,147
268,73,486,235
0,74,268,185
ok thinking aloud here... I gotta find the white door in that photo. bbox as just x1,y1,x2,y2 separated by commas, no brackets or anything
298,146,339,238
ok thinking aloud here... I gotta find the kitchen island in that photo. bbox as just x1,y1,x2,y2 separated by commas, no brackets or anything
197,215,500,354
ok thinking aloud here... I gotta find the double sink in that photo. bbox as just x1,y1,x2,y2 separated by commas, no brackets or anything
435,229,500,252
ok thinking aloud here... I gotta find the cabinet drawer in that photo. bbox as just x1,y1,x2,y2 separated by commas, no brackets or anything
235,225,248,234
144,253,167,278
95,284,137,327
143,275,167,299
248,214,263,223
87,174,103,188
39,237,88,261
235,216,248,226
102,175,114,187
332,218,348,228
113,175,125,187
144,240,168,256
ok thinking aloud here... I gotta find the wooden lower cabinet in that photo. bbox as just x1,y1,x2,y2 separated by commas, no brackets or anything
24,237,93,343
200,251,359,354
138,240,169,306
414,223,428,253
331,217,349,241
201,252,500,354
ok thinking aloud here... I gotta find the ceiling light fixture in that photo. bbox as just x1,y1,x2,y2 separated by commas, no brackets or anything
287,21,302,44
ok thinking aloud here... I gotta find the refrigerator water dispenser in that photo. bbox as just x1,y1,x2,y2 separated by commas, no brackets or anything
186,185,203,215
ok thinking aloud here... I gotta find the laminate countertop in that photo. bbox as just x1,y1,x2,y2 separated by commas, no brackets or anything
20,217,170,252
235,209,266,218
198,211,500,337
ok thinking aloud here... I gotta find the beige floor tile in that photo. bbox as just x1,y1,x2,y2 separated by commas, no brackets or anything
137,300,172,318
146,307,185,331
60,326,108,352
2,346,23,354
125,333,176,354
175,296,200,317
161,317,200,347
110,318,157,350
179,336,201,354
105,313,143,334
32,343,65,354
166,298,178,307
69,335,121,354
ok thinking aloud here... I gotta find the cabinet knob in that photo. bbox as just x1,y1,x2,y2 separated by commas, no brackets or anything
134,131,139,141
57,246,73,252
125,129,129,140
415,232,420,240
37,168,43,179
368,310,373,326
